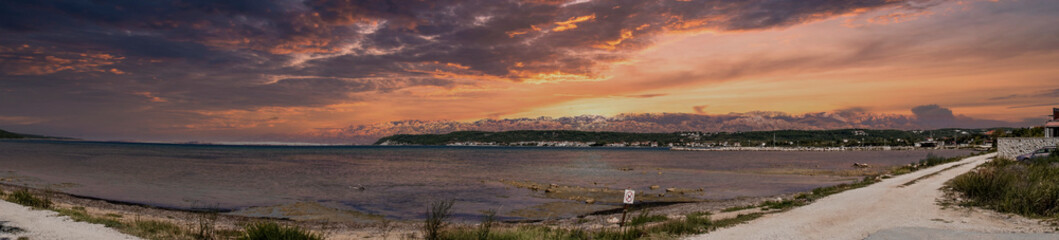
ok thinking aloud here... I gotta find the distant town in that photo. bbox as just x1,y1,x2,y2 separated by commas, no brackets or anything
374,128,1045,149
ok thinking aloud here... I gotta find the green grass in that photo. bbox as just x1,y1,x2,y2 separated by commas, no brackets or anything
4,189,51,209
759,199,801,211
947,155,1059,219
627,210,668,226
129,220,185,240
889,153,967,177
711,212,765,229
54,207,124,228
52,206,191,240
646,212,712,236
441,226,590,240
239,222,323,240
721,205,756,213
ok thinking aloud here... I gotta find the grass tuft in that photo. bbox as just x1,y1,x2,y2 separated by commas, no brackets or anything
649,212,711,236
239,222,323,240
129,220,185,240
627,210,667,227
54,207,124,228
5,189,51,209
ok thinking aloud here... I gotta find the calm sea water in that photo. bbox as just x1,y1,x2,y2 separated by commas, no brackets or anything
0,140,974,220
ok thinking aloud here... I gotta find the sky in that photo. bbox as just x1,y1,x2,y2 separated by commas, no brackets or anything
1,0,1057,144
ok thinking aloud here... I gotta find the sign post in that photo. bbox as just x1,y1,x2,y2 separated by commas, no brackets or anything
620,189,635,228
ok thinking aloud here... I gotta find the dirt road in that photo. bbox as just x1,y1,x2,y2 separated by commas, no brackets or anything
689,153,1057,240
0,200,139,240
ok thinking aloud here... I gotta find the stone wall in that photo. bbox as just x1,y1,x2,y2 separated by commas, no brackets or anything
997,137,1059,159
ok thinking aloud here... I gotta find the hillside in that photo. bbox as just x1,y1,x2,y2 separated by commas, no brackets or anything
0,128,59,139
374,129,995,147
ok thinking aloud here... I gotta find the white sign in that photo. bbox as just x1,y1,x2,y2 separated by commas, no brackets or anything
623,189,635,204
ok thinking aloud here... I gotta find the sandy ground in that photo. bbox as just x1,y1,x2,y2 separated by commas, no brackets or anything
0,200,139,240
689,153,1059,240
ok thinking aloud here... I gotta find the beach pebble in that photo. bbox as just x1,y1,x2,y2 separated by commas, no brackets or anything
650,185,660,190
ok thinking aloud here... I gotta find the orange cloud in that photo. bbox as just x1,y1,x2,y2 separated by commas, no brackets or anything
553,14,596,32
868,10,934,25
133,92,168,103
0,45,124,75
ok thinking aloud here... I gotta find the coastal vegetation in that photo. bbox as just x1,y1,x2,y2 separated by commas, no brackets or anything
5,189,51,209
436,210,764,240
0,188,321,240
374,128,1011,147
425,200,455,240
238,222,323,240
947,151,1059,219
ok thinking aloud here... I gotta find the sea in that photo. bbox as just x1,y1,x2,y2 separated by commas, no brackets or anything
0,140,975,221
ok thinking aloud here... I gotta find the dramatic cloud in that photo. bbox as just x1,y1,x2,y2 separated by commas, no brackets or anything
910,104,1019,129
1,0,1055,143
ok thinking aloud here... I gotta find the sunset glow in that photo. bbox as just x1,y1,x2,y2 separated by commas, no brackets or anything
1,0,1056,143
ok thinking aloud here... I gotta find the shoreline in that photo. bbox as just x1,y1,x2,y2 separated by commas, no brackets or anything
0,181,806,239
1,153,1008,239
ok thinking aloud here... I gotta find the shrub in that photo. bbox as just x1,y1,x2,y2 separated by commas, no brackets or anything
193,211,219,240
477,210,496,240
948,157,1059,218
424,200,454,240
5,189,51,209
239,222,323,240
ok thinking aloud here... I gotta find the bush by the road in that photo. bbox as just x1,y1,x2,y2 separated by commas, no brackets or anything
947,153,1059,218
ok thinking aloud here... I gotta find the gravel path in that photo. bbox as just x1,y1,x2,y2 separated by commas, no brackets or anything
689,153,1058,240
0,200,139,240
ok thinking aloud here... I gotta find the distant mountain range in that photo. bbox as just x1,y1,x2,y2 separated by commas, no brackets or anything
374,129,998,147
307,109,1034,144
